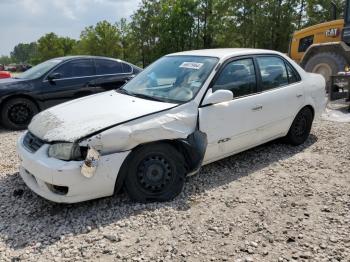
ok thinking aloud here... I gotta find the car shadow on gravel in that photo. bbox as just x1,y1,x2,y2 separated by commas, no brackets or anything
0,134,317,251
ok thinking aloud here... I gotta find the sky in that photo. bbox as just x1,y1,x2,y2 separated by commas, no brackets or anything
0,0,141,56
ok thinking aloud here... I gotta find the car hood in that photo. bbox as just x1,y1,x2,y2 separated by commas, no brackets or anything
0,77,28,87
29,91,177,142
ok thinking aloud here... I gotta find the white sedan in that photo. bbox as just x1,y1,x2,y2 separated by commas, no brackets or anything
17,49,326,203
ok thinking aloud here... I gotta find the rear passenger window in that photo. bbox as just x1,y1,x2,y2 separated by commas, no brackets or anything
286,63,300,84
257,56,288,90
213,58,257,98
95,59,123,75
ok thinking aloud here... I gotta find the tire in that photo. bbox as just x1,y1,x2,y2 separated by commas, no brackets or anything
285,107,313,146
1,98,39,130
123,143,186,203
304,52,347,90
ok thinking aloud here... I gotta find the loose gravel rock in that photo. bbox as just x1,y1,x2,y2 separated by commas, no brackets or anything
0,116,349,261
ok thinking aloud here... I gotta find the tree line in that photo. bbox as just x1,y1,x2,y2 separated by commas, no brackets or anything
0,0,345,68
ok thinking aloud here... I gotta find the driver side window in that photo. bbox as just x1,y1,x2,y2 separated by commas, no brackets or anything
213,58,257,98
52,59,94,79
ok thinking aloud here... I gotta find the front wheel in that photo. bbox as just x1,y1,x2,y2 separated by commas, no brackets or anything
285,107,313,146
1,98,39,130
123,143,186,202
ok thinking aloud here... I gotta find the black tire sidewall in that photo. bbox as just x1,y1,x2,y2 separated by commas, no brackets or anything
1,98,38,130
287,108,313,146
123,143,186,202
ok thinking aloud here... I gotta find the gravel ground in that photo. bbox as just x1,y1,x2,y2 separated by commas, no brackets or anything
0,112,349,262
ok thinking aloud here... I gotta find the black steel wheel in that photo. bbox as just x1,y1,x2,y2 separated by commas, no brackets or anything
285,107,313,146
1,98,38,130
123,143,186,202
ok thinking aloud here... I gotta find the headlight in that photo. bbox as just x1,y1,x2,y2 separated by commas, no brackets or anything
48,143,83,161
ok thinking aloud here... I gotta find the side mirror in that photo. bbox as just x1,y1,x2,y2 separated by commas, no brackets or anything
202,89,233,106
47,73,61,81
126,74,136,82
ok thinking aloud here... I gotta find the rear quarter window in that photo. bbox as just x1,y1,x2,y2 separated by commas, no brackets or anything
285,62,301,84
122,63,133,73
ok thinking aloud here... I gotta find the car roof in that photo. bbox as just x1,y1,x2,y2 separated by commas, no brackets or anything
51,55,126,63
167,48,282,59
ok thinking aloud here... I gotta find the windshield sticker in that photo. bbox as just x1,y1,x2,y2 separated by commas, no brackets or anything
179,62,204,70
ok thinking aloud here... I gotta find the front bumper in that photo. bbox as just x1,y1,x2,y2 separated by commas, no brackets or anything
17,133,130,203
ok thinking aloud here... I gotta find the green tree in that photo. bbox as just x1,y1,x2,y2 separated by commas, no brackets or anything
60,37,77,56
8,0,349,67
76,20,121,57
37,33,76,62
0,55,13,65
305,0,345,26
10,42,38,63
117,18,131,60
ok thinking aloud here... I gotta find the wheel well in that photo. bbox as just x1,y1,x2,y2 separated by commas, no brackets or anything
114,138,205,194
132,140,192,170
301,42,350,68
0,95,41,111
302,105,315,119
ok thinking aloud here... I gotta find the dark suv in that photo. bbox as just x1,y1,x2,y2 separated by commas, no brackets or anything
0,56,141,130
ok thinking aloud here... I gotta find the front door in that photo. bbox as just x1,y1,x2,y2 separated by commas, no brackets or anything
41,59,96,108
199,58,261,164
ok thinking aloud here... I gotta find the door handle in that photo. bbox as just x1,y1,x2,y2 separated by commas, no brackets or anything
252,105,263,111
296,94,303,98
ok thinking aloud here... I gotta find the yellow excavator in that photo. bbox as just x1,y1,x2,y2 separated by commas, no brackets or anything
289,1,350,86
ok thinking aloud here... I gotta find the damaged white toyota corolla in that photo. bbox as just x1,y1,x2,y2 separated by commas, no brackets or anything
17,49,326,203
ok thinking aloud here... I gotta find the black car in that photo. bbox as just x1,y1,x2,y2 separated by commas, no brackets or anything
0,56,141,130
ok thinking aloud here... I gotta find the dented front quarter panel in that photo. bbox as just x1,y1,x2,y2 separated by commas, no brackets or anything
28,91,176,143
80,101,199,154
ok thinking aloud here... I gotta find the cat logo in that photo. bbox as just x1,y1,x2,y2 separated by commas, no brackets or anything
325,28,340,38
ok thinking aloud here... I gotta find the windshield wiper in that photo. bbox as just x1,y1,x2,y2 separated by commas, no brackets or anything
117,88,133,96
117,88,163,102
130,93,164,102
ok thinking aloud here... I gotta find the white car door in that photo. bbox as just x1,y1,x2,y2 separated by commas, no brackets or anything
199,58,262,164
251,56,305,143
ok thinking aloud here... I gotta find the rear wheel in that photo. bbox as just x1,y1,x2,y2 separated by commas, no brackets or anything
123,143,186,202
304,52,347,91
285,107,313,146
1,98,39,130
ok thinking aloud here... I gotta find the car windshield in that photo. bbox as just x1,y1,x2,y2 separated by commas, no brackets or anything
16,59,63,80
120,55,218,103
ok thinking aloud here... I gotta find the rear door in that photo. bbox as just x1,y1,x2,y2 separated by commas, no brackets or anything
41,59,96,108
93,59,133,92
252,55,304,143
